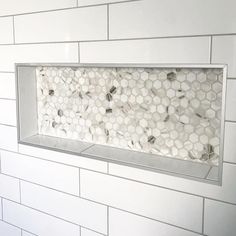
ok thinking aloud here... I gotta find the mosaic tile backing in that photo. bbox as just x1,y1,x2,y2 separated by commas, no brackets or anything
36,66,223,165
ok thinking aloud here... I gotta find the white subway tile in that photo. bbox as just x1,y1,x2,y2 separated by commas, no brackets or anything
225,79,236,120
0,125,17,151
212,36,236,78
0,73,15,99
224,122,236,163
110,208,201,236
19,144,107,173
0,174,20,202
0,0,77,16
1,151,80,195
109,163,236,204
81,228,104,236
0,100,16,126
81,170,203,232
78,0,135,6
0,17,13,44
0,43,78,72
15,6,107,43
80,37,210,64
110,0,236,39
0,221,21,236
21,181,107,234
205,199,236,236
22,231,35,236
3,199,80,236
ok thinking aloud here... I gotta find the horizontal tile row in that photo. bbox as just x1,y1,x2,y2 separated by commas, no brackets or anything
0,17,13,44
0,0,77,16
14,6,107,43
109,0,236,39
0,125,17,151
1,151,80,195
21,181,107,234
0,220,21,236
108,162,236,204
80,169,203,232
0,174,20,202
0,73,15,99
0,43,78,72
0,99,16,126
80,36,210,64
18,144,108,173
3,199,80,236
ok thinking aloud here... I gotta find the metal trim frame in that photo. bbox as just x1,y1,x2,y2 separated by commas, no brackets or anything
15,63,227,185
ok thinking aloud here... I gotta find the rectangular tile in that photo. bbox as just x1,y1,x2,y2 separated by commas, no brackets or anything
0,99,16,126
109,162,236,204
80,170,203,232
205,199,236,236
0,73,15,99
3,199,80,236
21,181,107,234
0,174,20,202
212,36,236,78
80,37,210,63
110,208,201,236
224,122,236,163
15,6,107,43
0,17,13,44
225,80,236,120
1,151,79,195
0,125,17,151
81,228,104,236
0,0,77,16
78,0,136,6
0,220,21,236
19,144,107,173
0,43,78,72
109,0,236,39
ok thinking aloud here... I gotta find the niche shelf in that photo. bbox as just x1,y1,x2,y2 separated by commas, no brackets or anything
16,63,227,184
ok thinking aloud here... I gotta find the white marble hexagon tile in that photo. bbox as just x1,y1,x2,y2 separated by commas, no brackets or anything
36,66,223,165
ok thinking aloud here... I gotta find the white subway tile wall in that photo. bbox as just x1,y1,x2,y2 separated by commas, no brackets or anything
0,0,235,235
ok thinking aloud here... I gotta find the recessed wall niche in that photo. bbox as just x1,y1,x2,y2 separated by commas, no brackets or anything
16,64,227,184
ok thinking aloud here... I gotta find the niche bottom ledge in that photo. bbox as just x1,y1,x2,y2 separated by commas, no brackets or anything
20,134,218,183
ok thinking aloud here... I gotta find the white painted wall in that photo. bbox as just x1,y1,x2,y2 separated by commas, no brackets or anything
0,0,236,235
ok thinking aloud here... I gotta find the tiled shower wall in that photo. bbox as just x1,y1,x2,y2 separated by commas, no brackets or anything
0,0,236,235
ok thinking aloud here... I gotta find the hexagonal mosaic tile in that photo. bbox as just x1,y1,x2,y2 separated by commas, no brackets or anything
36,66,223,165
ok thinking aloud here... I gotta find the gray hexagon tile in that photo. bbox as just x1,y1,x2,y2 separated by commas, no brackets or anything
36,67,223,165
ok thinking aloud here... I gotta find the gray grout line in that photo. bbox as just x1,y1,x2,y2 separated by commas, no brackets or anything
204,166,212,179
202,198,205,234
0,97,16,101
107,206,109,236
1,198,3,219
12,16,15,44
224,160,236,165
0,32,235,47
225,120,236,123
79,225,81,236
0,123,16,128
21,229,23,236
1,148,235,203
78,168,81,197
81,226,106,236
0,0,140,18
0,71,15,73
78,42,80,63
227,77,236,80
19,180,22,203
209,36,213,64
